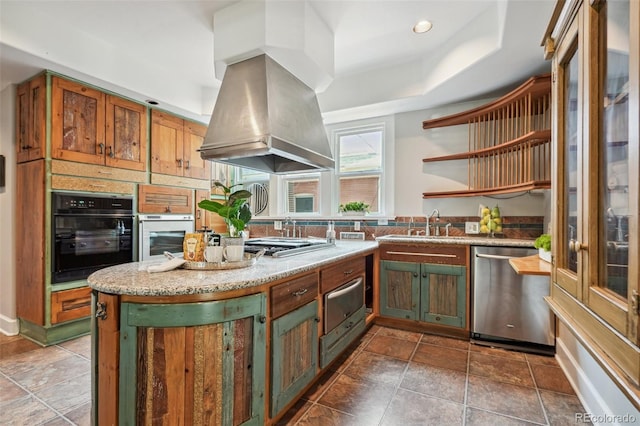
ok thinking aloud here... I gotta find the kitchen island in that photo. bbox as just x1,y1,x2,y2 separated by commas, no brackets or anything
88,240,377,426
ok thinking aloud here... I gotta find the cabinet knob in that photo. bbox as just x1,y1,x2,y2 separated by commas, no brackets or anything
422,273,427,278
413,272,419,277
569,239,586,252
258,315,266,323
108,146,114,158
98,143,105,154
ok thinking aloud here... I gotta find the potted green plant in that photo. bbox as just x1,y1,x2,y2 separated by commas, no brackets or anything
534,233,551,263
339,201,369,216
198,181,252,238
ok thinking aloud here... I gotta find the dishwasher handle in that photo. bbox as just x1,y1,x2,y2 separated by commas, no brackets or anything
475,253,518,261
326,277,363,300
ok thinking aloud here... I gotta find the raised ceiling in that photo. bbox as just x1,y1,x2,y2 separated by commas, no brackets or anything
0,0,555,124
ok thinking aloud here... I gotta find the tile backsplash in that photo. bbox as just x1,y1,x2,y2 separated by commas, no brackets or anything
247,216,544,241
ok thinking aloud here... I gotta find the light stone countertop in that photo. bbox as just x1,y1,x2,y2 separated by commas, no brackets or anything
88,240,378,297
376,234,535,247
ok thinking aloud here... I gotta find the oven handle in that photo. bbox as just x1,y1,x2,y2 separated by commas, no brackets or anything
54,213,135,218
326,276,363,301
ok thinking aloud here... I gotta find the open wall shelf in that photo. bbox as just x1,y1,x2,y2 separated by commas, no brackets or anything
422,74,552,198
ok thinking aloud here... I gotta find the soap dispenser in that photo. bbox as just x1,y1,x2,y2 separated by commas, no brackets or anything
326,221,336,244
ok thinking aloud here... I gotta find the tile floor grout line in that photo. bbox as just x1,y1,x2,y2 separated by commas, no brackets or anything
1,370,79,425
527,356,552,426
375,335,421,426
461,342,471,426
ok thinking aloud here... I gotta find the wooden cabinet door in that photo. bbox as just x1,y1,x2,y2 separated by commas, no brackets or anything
116,294,266,425
151,110,184,176
420,264,466,328
105,95,147,171
379,260,420,320
51,77,106,165
16,160,46,325
16,74,46,163
271,300,318,417
183,121,210,179
195,190,228,233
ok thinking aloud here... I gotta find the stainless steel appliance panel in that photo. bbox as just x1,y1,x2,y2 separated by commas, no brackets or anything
324,276,364,333
472,246,554,348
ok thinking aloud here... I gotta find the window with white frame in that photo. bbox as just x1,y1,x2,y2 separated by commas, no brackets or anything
264,116,393,217
336,127,383,213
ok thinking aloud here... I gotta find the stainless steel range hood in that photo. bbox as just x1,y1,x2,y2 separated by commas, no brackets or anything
199,54,334,174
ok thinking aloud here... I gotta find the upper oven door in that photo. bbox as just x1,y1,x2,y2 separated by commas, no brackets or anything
138,215,194,261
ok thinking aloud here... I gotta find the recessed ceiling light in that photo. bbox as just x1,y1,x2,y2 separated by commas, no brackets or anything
413,20,433,34
146,99,159,105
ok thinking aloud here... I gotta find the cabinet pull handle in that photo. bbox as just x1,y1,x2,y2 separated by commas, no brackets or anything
196,209,201,219
343,270,354,275
177,159,183,167
90,184,106,188
165,205,172,213
258,316,266,323
386,251,457,258
96,302,107,320
98,170,113,175
108,146,114,158
292,288,308,297
315,317,321,323
98,143,105,154
185,160,190,169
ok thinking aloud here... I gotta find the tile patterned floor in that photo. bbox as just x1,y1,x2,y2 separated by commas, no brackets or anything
0,326,588,425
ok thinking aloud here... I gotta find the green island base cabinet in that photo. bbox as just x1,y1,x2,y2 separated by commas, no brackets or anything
378,243,470,336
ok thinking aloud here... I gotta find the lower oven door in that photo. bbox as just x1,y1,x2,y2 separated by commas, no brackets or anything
53,215,133,283
324,276,364,334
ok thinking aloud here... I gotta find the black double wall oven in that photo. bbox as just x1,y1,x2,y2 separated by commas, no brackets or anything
52,192,134,284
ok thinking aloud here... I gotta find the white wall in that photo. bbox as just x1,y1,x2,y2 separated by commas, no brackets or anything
0,85,18,335
394,104,549,220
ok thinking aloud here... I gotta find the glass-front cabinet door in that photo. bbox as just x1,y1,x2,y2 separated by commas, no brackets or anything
586,0,635,337
548,0,639,370
553,14,583,299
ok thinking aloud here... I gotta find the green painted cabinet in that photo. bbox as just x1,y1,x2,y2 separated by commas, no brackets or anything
271,300,319,417
114,293,267,426
380,260,466,328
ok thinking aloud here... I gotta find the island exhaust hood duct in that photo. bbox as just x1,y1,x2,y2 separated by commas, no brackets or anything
199,54,335,174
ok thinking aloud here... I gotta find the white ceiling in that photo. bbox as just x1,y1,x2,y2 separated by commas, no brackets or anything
0,0,555,124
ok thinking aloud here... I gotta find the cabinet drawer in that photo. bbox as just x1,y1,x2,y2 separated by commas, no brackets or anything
52,159,146,183
380,244,468,265
270,273,318,319
51,175,135,195
321,257,365,294
138,184,193,214
51,287,92,324
151,173,210,190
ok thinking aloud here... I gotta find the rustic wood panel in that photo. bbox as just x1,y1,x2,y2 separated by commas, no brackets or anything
51,77,106,165
320,256,365,294
16,74,46,163
106,95,147,172
138,184,193,214
151,172,210,190
96,292,120,426
51,175,135,195
386,269,415,312
270,273,318,319
183,121,210,180
16,160,45,325
196,190,228,234
233,317,253,425
50,287,92,324
51,159,147,183
151,110,183,176
428,274,458,317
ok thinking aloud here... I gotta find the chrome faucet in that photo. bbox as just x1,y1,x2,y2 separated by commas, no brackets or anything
407,216,414,235
445,223,452,237
427,209,440,236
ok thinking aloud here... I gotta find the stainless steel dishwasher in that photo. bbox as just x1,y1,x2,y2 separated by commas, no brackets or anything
471,246,555,354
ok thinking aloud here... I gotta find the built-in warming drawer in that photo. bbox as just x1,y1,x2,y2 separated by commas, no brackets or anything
270,273,319,319
319,305,366,369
